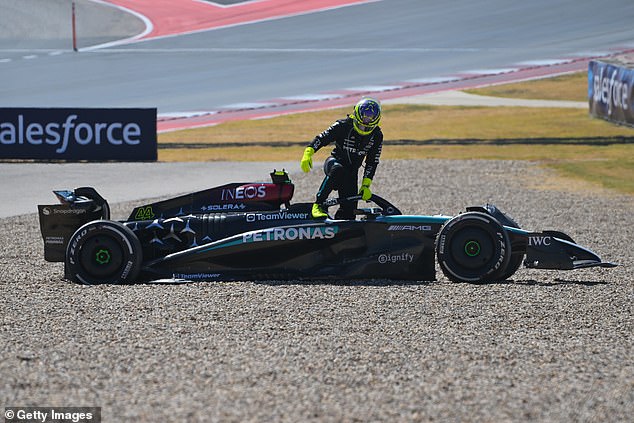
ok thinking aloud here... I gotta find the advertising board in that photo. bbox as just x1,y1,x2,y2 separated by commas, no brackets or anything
0,108,157,160
588,61,634,127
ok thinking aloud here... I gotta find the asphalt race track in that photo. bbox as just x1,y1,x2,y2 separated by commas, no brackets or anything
1,1,634,421
2,0,634,114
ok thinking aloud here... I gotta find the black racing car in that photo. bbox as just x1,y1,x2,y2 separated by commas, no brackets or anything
38,170,616,284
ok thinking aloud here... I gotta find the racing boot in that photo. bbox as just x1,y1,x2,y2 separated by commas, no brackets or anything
311,203,328,219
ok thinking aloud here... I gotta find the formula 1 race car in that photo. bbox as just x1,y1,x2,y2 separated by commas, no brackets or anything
38,170,616,284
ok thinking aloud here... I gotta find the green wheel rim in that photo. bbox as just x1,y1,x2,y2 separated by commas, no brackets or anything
464,240,481,257
95,249,112,265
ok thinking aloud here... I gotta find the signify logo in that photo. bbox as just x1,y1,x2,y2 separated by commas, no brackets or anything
0,114,142,153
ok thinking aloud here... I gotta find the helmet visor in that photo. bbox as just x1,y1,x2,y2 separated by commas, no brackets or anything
356,122,375,133
359,112,378,125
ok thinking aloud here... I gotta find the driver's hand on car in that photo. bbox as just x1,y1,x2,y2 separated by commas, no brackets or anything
359,177,372,201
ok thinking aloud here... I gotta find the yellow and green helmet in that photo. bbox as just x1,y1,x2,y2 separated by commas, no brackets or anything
351,97,381,135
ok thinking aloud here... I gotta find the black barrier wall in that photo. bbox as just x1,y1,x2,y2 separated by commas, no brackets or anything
0,108,157,161
588,61,634,128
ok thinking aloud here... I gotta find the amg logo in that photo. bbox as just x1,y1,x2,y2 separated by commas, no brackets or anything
388,225,432,231
243,226,338,243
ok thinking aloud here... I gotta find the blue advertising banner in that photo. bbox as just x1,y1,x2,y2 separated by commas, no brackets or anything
588,61,634,128
0,108,157,161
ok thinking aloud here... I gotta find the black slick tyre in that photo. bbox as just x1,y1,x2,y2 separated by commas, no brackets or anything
435,212,511,283
494,252,524,281
65,220,142,284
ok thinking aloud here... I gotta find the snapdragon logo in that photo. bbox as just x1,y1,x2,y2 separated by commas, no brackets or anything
0,107,157,160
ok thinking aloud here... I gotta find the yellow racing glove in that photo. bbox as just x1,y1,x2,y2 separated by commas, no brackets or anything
300,147,315,173
359,177,372,201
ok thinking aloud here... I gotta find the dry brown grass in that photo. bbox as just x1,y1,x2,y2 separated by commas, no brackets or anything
465,72,588,102
157,72,634,194
160,105,632,146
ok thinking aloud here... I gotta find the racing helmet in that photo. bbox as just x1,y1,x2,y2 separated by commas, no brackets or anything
351,97,381,135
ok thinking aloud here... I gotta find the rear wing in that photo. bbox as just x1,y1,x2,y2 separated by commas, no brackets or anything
38,187,110,262
126,169,295,221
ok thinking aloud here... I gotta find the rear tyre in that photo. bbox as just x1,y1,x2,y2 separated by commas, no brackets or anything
66,220,142,284
436,212,511,283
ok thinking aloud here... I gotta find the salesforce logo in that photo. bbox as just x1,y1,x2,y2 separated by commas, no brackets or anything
589,62,634,116
0,114,140,153
0,108,157,161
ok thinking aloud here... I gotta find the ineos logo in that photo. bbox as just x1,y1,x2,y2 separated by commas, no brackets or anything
221,185,266,201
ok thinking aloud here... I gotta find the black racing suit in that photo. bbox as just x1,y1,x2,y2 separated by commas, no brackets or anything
308,116,383,219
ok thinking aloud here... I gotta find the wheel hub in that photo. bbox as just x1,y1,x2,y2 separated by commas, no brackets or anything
464,240,481,257
95,249,111,265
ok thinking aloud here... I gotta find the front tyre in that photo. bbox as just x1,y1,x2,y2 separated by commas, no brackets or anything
66,220,142,284
436,212,511,283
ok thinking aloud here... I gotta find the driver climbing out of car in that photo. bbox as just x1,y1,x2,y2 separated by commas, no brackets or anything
300,97,383,219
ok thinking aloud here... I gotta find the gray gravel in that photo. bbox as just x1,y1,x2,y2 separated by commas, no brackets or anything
1,160,632,422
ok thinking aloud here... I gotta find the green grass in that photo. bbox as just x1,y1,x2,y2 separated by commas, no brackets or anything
158,72,634,195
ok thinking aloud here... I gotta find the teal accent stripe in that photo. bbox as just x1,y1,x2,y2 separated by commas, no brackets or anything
200,237,244,253
378,215,451,224
505,227,530,235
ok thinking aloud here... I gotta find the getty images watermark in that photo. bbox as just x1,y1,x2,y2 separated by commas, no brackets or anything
4,407,101,423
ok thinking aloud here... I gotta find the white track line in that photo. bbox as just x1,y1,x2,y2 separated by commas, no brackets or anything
219,102,276,109
343,85,402,92
81,0,153,51
280,94,344,101
515,59,572,66
460,68,519,75
192,0,268,8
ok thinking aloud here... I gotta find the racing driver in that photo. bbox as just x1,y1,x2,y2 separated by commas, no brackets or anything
300,97,383,219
